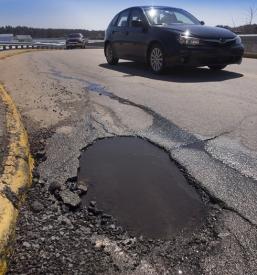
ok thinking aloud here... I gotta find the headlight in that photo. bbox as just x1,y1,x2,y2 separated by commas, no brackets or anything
235,36,242,45
179,32,200,46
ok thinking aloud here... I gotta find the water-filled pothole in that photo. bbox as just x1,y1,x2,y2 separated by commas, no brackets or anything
79,137,207,239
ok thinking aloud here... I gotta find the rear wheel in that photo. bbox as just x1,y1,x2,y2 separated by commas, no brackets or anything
209,65,227,70
105,43,119,65
148,44,165,74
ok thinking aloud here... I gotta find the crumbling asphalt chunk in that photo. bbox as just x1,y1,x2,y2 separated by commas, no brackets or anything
48,181,62,194
30,201,44,213
60,189,81,208
77,180,88,194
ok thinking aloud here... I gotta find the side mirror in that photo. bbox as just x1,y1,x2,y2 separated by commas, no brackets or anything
200,21,205,25
131,20,144,28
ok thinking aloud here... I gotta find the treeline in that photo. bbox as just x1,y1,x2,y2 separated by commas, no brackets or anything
217,24,257,34
0,26,105,39
1,24,257,38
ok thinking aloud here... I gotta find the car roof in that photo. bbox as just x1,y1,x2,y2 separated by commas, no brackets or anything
128,6,180,10
118,6,183,14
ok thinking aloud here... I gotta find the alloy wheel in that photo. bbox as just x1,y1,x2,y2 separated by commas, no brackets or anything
150,47,164,73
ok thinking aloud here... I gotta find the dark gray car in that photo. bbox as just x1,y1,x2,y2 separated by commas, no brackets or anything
105,6,244,73
66,33,88,49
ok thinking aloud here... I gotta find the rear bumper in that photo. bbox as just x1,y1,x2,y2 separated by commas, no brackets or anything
167,44,244,67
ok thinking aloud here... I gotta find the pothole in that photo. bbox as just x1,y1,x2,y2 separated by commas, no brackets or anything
78,137,207,239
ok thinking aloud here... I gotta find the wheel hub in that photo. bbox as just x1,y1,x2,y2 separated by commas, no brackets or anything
150,48,163,72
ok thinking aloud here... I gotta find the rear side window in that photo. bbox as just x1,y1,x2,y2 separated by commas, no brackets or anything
130,9,145,26
117,10,130,27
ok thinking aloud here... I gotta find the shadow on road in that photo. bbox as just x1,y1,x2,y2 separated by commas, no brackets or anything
100,62,244,83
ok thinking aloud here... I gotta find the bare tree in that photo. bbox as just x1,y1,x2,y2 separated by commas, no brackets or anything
231,17,236,28
247,6,257,25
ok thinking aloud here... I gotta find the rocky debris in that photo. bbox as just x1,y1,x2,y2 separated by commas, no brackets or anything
122,238,136,246
35,149,47,162
218,232,231,238
88,206,103,216
66,179,77,192
102,214,112,220
48,181,62,194
30,201,44,213
22,242,31,248
90,201,97,207
32,177,39,185
87,201,105,217
77,181,88,194
58,215,72,226
60,189,81,208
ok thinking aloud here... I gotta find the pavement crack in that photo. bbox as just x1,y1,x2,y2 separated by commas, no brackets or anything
91,116,117,136
223,205,257,228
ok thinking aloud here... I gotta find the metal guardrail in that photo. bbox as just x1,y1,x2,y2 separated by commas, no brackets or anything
0,42,65,51
239,35,257,56
0,40,104,51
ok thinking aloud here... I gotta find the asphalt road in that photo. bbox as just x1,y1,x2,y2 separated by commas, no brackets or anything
1,49,257,274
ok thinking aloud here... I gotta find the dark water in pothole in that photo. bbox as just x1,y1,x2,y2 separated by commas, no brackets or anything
79,137,206,239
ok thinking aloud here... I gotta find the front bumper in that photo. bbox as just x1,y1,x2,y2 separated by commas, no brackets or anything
66,41,84,47
167,44,244,67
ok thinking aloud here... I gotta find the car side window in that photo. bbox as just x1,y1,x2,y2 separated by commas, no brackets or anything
117,10,130,27
129,9,144,26
174,12,194,24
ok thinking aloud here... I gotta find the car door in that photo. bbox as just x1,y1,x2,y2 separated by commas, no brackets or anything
111,9,130,58
125,8,149,60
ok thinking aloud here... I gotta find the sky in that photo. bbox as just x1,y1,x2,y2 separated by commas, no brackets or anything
0,0,256,30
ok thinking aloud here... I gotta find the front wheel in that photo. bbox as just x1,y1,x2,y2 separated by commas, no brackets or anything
148,44,165,74
105,43,119,65
208,65,227,71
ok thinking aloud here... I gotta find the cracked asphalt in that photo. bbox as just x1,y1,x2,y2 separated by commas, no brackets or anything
0,49,257,274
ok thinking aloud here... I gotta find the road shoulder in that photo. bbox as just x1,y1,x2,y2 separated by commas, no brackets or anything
0,84,33,274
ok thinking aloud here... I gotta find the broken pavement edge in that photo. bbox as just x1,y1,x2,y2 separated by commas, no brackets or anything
0,84,34,274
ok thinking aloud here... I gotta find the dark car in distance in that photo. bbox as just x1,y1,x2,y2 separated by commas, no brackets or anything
104,6,244,73
66,33,88,49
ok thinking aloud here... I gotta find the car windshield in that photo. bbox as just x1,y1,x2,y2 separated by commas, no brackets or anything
144,7,200,26
68,33,82,38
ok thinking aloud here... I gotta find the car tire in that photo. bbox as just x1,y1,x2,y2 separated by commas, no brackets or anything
148,44,166,74
105,43,119,65
208,65,227,70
